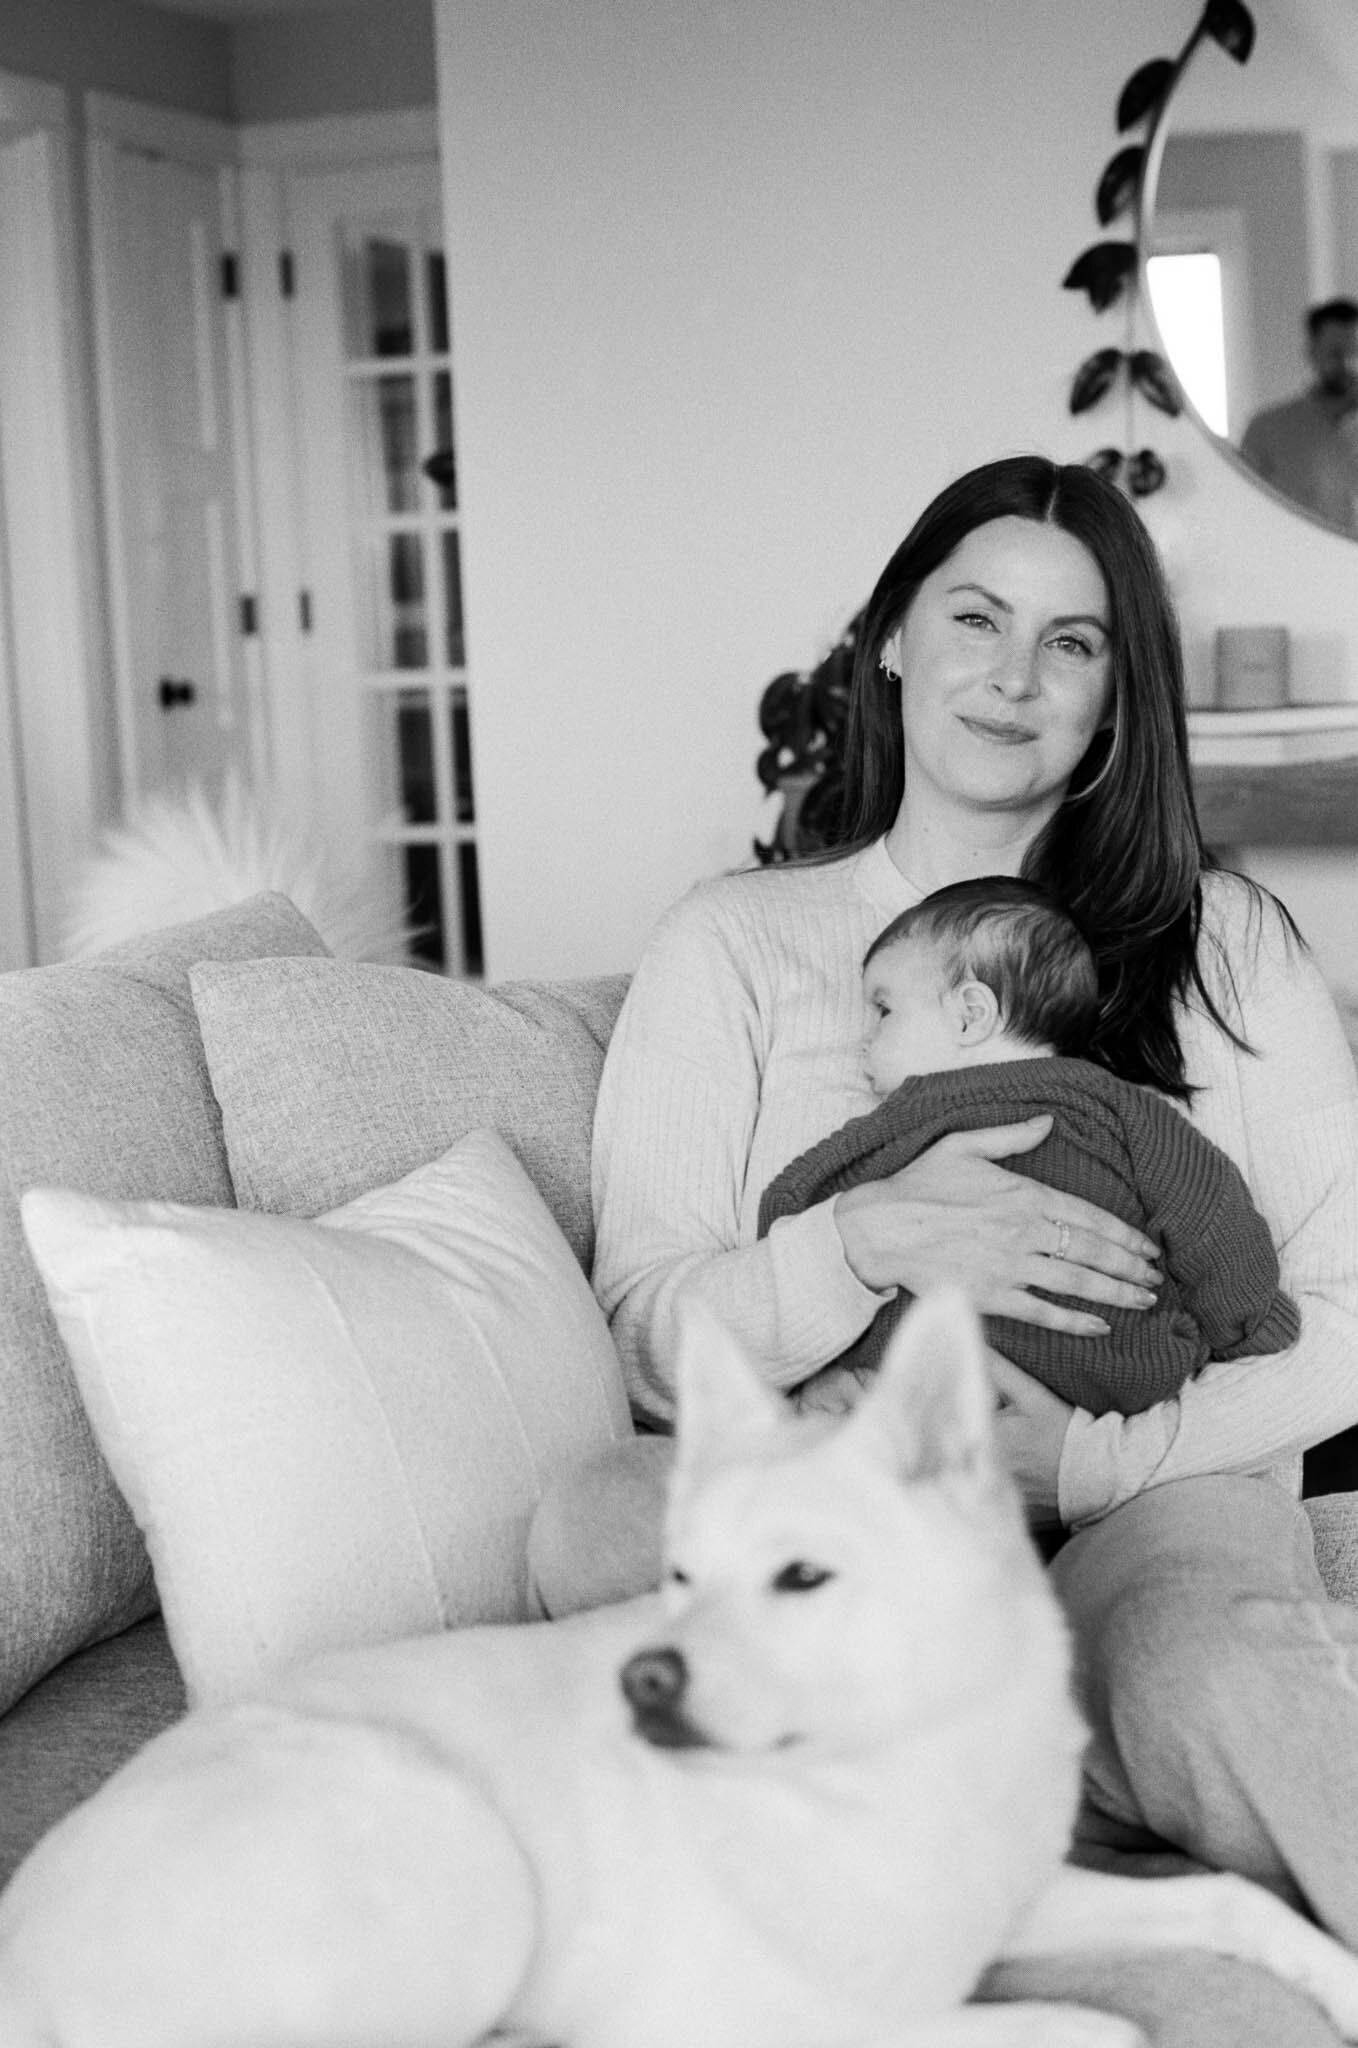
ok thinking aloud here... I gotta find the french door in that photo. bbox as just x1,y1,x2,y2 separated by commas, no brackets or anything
284,158,482,977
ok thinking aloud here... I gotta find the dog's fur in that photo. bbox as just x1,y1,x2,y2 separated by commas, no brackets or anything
1,1292,1357,2047
62,771,411,963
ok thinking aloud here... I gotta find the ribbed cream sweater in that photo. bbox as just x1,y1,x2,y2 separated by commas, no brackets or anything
591,838,1358,1525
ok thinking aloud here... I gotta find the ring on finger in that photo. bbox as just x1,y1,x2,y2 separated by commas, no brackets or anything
1052,1219,1071,1262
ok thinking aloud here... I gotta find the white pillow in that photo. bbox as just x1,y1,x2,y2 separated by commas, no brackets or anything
20,1129,631,1707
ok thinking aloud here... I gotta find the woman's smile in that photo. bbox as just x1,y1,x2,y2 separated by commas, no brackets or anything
957,714,1039,744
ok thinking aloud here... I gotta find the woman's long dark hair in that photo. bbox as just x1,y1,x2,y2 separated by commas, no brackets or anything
832,455,1246,1099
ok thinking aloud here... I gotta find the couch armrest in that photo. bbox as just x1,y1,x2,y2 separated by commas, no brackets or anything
1306,1492,1358,1606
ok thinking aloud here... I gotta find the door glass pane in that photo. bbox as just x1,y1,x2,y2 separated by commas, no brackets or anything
366,689,435,823
458,842,484,978
404,844,444,969
356,374,418,514
426,371,456,509
451,686,475,823
398,691,437,822
344,234,414,359
442,528,465,668
426,247,449,354
364,531,426,670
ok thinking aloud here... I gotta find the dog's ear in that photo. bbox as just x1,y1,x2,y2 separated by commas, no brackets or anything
673,1299,783,1467
841,1289,996,1482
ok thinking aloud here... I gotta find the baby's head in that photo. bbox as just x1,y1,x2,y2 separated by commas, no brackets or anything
861,877,1099,1097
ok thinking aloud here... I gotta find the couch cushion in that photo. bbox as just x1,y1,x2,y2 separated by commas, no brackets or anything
190,959,629,1268
1307,1492,1358,1607
0,893,328,1717
0,1617,184,1892
21,1130,632,1708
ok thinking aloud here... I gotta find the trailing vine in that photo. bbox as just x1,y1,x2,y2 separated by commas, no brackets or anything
1062,0,1256,495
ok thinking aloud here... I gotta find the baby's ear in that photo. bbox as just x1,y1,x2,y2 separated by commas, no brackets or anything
953,979,1002,1044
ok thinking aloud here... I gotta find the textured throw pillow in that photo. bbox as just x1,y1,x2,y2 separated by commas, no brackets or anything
0,892,328,1716
190,958,630,1268
21,1130,632,1708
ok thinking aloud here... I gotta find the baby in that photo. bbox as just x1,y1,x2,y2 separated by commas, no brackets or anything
759,876,1299,1417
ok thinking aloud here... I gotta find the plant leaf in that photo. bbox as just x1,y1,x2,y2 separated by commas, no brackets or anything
1203,0,1255,64
757,671,805,742
1127,448,1168,497
1062,242,1138,313
1095,145,1146,226
1086,447,1125,482
1069,348,1125,416
1116,57,1175,131
1129,349,1183,417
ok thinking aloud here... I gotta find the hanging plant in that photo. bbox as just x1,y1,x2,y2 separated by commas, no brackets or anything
1062,0,1254,496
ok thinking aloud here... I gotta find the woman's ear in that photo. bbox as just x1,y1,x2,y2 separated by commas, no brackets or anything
878,629,903,683
951,979,1002,1044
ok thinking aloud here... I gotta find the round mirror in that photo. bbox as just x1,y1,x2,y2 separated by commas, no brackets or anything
1142,0,1358,540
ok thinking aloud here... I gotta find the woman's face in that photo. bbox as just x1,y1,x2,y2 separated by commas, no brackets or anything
882,516,1114,830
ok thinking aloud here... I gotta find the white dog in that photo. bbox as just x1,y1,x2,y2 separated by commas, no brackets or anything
1,1291,1356,2048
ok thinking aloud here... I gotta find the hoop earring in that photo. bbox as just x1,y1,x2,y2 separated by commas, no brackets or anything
878,652,902,683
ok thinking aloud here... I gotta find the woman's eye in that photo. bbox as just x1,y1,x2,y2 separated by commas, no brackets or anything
955,610,997,631
1048,631,1102,660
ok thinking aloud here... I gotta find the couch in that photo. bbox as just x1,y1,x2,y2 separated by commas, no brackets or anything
1,891,1356,2046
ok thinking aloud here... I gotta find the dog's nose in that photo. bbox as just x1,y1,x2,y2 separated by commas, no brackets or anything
620,1646,687,1713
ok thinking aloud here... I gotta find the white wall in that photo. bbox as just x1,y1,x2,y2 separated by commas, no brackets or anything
436,0,1358,987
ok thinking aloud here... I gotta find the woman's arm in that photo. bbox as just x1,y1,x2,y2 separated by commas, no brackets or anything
591,889,887,1423
1058,886,1358,1525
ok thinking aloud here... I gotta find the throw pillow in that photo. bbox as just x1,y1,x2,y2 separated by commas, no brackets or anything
21,1130,632,1708
0,892,328,1716
190,958,630,1268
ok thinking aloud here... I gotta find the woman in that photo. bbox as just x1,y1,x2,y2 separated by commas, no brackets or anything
535,456,1358,1968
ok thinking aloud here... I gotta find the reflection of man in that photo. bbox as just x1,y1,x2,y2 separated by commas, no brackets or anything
1240,298,1358,535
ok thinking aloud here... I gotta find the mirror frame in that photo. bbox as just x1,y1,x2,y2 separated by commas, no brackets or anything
1138,21,1358,544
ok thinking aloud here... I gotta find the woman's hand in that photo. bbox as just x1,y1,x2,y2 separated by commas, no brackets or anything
832,1115,1162,1337
987,1347,1071,1525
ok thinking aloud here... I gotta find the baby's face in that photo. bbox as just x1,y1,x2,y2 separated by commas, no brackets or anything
861,940,970,1095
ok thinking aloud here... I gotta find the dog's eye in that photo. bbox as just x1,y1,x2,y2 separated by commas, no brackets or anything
772,1560,832,1593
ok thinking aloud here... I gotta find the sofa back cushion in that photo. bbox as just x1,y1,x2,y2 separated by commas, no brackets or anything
190,959,630,1269
0,893,328,1715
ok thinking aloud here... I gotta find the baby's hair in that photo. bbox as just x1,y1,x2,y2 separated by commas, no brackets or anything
864,877,1100,1057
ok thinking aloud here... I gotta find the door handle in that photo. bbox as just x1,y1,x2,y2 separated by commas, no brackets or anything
157,677,197,709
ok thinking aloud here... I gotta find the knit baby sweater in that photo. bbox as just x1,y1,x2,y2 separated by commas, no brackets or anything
757,1056,1301,1415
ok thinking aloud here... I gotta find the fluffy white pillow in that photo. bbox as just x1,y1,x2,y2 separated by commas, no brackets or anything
20,1130,631,1707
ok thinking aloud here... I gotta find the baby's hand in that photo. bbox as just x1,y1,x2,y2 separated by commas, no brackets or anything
791,1358,875,1417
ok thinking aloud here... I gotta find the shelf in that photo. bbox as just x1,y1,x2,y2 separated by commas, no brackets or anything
1190,705,1358,769
1189,705,1358,734
1186,706,1358,845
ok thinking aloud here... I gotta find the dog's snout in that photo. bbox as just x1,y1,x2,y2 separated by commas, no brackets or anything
621,1646,687,1713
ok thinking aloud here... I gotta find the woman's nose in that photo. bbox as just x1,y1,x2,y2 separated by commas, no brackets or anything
988,642,1040,699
